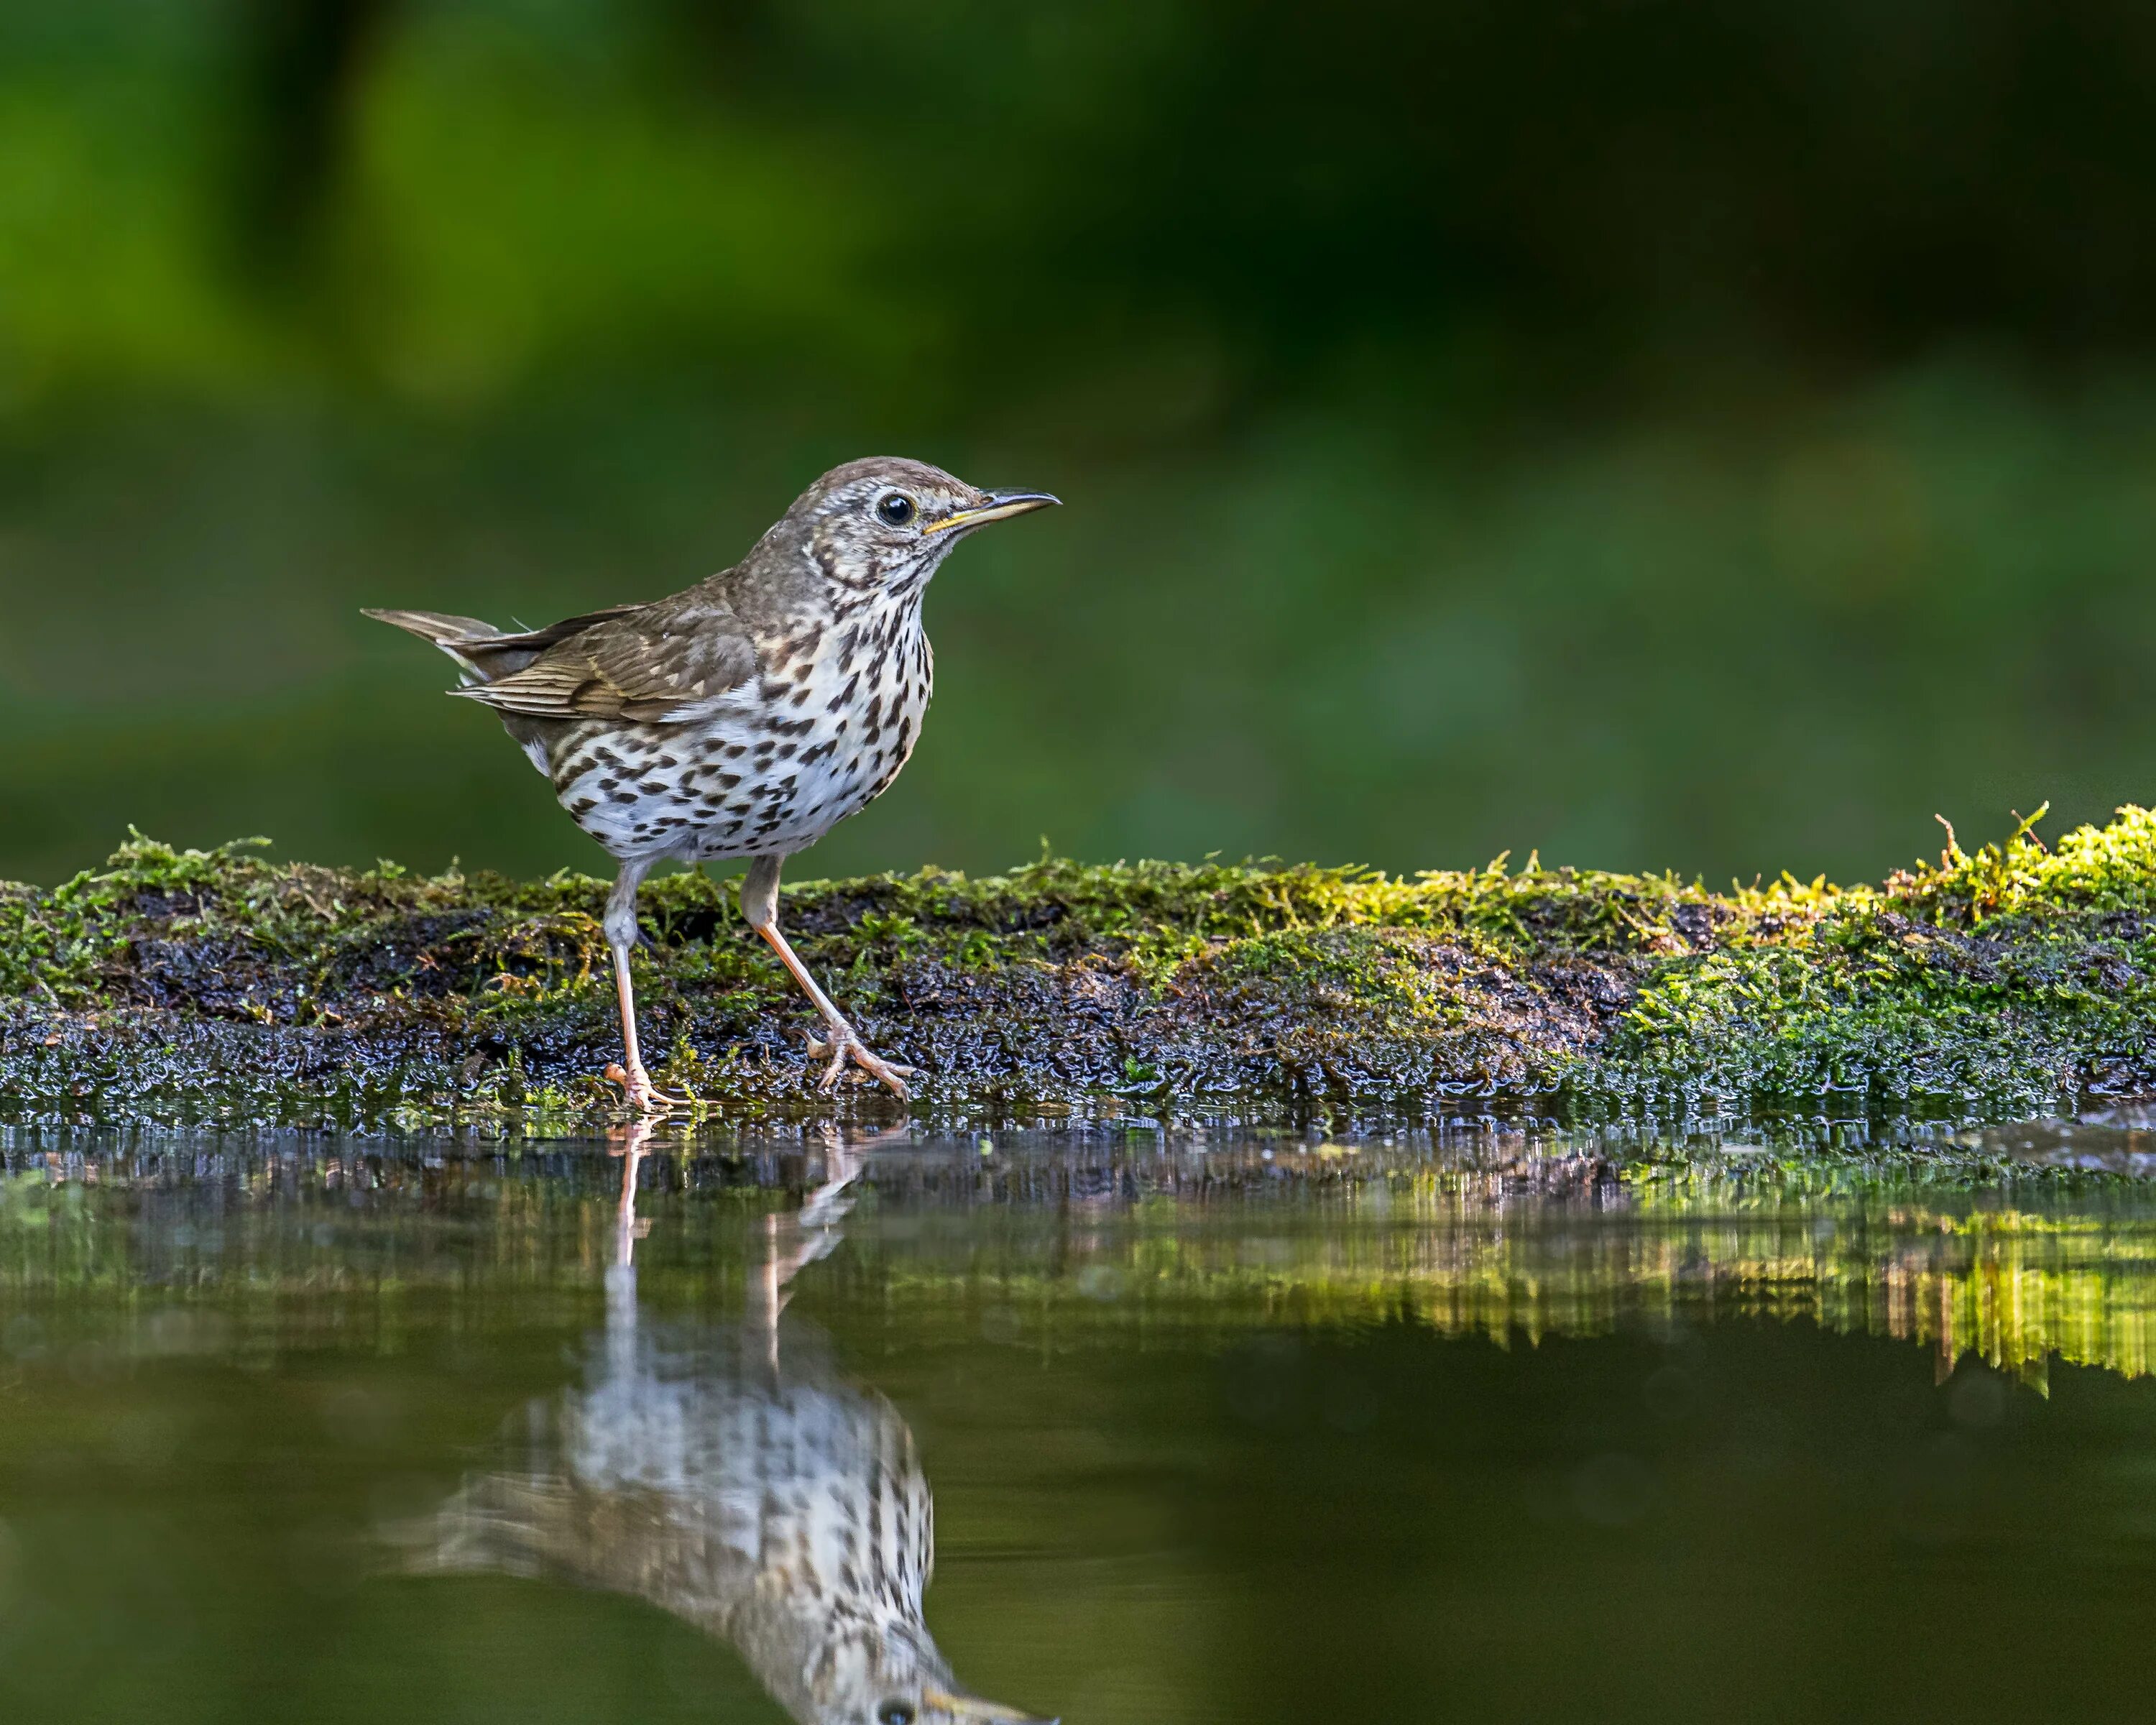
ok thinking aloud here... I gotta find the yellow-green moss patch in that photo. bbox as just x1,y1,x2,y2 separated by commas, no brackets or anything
4,809,2155,1129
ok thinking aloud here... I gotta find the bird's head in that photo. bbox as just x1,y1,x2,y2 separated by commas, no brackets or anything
745,1605,1056,1725
783,457,1059,599
854,1678,1057,1725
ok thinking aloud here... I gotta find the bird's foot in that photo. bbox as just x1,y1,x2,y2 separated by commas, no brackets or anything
803,1029,916,1101
604,1061,691,1114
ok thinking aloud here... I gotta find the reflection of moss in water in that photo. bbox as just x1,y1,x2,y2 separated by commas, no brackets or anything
6,1150,2156,1387
864,1185,2156,1389
3,806,2156,1126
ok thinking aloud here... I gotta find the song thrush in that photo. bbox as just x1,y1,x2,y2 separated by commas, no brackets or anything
410,1131,1054,1725
366,459,1058,1110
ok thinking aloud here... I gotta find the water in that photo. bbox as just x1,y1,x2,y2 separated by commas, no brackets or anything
4,1118,2156,1723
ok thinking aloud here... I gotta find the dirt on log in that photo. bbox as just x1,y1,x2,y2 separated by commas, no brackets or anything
4,809,2155,1128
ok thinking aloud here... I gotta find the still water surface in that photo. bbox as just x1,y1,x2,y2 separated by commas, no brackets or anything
3,1118,2156,1724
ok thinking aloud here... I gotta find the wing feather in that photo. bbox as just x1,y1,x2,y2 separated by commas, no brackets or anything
452,599,760,724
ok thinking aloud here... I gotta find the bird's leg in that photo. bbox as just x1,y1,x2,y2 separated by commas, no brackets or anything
599,858,686,1113
751,1129,867,1375
603,1121,653,1359
607,1118,655,1269
796,1129,864,1233
740,855,916,1100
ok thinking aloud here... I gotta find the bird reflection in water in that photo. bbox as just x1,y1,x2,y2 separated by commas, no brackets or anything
410,1124,1054,1725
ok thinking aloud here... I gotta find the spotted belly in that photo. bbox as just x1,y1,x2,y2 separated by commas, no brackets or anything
529,690,927,862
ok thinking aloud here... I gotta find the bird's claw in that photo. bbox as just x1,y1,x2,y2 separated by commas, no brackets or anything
604,1061,691,1114
801,1031,916,1100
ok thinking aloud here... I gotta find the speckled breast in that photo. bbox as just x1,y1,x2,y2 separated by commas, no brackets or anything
540,599,934,863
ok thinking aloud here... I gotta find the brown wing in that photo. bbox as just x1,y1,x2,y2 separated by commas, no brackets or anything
364,604,650,683
453,597,760,724
476,606,652,654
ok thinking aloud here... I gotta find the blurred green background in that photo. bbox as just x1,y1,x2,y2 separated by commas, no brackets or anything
4,0,2155,889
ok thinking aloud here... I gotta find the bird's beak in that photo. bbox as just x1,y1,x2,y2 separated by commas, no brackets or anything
922,1685,1059,1724
921,490,1061,535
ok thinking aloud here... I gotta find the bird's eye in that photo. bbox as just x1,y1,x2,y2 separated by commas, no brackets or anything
876,493,916,527
875,1704,916,1725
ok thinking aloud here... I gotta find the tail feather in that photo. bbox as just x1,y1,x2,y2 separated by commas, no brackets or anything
364,602,645,686
388,1471,572,1581
361,607,504,643
363,608,506,685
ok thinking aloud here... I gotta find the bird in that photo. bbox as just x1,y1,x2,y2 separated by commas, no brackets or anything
403,1127,1055,1725
364,459,1059,1111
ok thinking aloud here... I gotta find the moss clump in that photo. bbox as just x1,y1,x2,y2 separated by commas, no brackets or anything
3,809,2155,1128
1600,806,2156,1111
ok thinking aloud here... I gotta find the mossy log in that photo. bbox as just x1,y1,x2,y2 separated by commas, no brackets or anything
4,809,2156,1129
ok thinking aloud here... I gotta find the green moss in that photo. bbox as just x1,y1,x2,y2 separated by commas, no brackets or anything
3,809,2155,1127
1588,804,2156,1111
